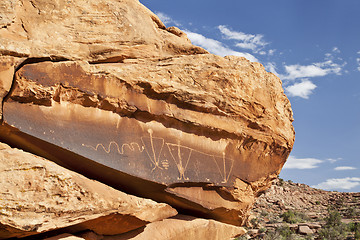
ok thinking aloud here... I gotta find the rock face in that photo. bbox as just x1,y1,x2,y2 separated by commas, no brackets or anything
0,0,205,60
0,0,294,233
0,142,177,239
102,215,246,240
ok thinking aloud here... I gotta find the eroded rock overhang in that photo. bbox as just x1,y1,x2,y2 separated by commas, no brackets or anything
0,0,295,227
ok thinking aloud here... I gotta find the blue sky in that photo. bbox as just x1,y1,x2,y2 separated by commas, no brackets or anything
140,0,360,192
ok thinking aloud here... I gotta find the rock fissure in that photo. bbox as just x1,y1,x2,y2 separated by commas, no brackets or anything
1,57,70,122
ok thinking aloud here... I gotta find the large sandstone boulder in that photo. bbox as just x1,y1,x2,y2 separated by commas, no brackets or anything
0,0,205,61
102,215,246,240
43,216,246,240
0,0,295,228
0,142,177,239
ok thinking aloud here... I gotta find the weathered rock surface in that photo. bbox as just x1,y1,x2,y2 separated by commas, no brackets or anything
0,56,23,119
298,225,314,235
0,0,206,61
44,234,85,240
42,216,246,240
101,215,246,240
0,0,294,230
0,142,177,239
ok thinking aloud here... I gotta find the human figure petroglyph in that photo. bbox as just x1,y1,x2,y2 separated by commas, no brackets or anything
141,129,164,171
82,128,235,183
212,152,234,183
166,142,192,180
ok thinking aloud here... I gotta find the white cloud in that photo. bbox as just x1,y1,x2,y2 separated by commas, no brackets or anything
218,25,268,52
280,60,344,81
325,53,332,59
268,49,276,55
155,12,180,26
357,58,360,71
264,62,281,77
259,51,266,55
285,79,317,99
332,47,340,53
327,158,342,163
283,156,323,169
334,166,357,171
312,177,360,190
282,64,328,80
185,30,258,62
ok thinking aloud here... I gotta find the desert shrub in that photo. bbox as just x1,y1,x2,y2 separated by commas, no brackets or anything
318,227,347,240
318,209,348,240
259,227,267,233
264,225,295,240
282,210,296,223
278,177,285,186
348,222,360,240
348,222,357,231
346,206,356,218
281,210,308,224
250,217,260,228
277,225,294,239
234,235,248,240
356,229,360,240
260,210,269,217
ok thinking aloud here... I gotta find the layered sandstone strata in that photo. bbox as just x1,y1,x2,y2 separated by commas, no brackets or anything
0,0,295,233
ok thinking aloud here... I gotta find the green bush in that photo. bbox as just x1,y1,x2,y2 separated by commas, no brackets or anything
278,177,285,186
259,227,267,233
264,225,295,240
346,206,356,218
356,229,360,240
281,210,308,224
234,235,247,240
318,209,348,240
349,222,360,240
250,217,260,228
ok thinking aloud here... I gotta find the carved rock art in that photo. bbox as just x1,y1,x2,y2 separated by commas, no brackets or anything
0,0,295,234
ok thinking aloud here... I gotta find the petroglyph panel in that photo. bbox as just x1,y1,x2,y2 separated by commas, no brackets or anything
3,101,240,186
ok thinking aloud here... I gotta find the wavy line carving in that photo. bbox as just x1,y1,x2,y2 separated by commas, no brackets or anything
82,129,235,183
82,141,144,154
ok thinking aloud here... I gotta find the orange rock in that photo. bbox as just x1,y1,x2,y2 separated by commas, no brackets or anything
0,0,206,61
0,0,294,228
0,56,24,120
0,142,177,239
102,215,246,240
44,233,85,240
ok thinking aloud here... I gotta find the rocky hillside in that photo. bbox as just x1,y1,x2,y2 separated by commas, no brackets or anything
242,178,360,239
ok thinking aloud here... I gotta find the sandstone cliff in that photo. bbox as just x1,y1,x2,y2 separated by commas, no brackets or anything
0,0,294,238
